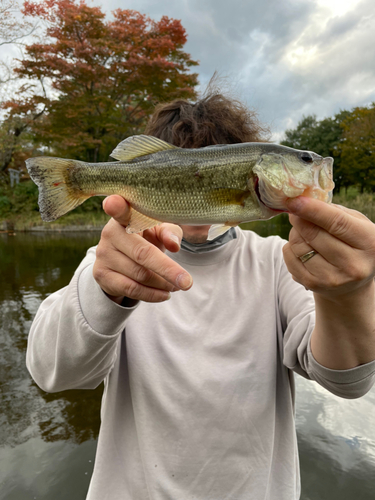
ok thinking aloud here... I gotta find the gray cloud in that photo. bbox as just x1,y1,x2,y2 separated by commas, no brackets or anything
100,0,375,140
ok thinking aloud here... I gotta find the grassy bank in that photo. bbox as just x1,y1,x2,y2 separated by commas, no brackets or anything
1,181,375,231
0,180,109,231
332,187,375,220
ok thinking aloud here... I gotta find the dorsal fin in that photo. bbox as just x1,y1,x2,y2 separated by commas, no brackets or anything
110,135,178,162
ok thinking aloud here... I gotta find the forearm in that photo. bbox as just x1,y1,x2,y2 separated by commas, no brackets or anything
311,280,375,369
27,264,133,392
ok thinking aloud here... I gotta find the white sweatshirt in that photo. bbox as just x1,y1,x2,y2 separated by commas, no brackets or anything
26,228,375,500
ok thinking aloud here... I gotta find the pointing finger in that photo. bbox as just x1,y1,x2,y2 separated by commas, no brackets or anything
154,223,183,252
143,223,183,252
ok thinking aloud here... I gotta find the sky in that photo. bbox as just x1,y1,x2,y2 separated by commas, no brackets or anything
98,0,375,142
1,0,375,142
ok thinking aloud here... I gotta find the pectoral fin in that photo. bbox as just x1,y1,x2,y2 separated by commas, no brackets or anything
125,208,162,234
207,224,235,240
207,188,251,206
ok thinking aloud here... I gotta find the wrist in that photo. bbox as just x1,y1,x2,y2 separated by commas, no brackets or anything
109,295,125,305
103,290,138,308
313,278,375,308
102,290,124,305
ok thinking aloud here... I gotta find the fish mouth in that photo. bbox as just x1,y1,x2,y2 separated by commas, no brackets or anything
253,154,335,211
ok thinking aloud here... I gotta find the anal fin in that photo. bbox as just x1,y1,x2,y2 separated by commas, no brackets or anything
125,208,162,234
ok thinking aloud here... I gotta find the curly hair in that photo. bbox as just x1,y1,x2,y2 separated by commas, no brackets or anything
144,90,270,148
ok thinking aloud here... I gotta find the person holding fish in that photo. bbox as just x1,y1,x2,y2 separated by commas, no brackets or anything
26,91,375,500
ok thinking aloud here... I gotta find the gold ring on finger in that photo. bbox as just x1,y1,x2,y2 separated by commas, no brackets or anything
299,250,318,263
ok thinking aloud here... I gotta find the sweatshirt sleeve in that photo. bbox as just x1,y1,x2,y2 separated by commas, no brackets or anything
26,246,138,393
276,239,375,399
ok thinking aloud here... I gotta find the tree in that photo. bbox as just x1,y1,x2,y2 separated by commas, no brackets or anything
0,114,39,174
2,0,199,162
281,111,350,192
0,0,36,84
0,0,39,177
340,104,375,193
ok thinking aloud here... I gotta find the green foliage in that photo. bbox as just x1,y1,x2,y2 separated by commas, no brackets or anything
333,187,375,221
0,178,111,226
0,180,39,217
0,116,34,172
0,195,11,210
281,111,350,192
340,104,375,193
0,175,108,219
72,195,104,213
281,105,375,193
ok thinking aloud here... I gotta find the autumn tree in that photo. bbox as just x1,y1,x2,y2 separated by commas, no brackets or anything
3,0,199,162
0,0,40,174
340,104,375,193
281,111,350,192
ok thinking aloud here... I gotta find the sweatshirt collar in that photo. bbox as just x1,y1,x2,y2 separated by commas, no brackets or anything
180,227,237,253
169,227,241,266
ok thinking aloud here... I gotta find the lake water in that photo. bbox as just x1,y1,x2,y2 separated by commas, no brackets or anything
0,218,374,500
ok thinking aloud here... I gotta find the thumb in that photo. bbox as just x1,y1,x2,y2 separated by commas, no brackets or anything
103,195,131,227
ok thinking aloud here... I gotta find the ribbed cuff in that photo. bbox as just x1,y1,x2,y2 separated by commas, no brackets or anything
77,264,138,335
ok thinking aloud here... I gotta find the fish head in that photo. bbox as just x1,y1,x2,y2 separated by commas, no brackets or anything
252,149,335,212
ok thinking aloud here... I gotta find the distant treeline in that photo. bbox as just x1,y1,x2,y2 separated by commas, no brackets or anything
281,104,375,193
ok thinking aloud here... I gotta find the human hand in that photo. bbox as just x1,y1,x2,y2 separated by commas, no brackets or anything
282,197,375,302
93,195,193,304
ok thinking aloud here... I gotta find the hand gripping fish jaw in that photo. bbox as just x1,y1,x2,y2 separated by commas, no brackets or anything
253,152,335,212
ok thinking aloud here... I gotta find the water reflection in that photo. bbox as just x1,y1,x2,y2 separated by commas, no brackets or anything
1,221,374,500
0,232,103,449
297,378,375,499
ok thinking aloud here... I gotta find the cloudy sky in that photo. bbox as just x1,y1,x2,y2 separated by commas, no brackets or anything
2,0,374,142
97,0,375,142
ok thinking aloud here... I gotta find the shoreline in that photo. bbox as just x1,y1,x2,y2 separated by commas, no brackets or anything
0,221,105,232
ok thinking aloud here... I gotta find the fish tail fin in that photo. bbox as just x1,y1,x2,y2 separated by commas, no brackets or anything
26,157,89,221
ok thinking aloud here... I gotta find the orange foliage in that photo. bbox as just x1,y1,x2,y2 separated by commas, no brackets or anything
4,0,199,162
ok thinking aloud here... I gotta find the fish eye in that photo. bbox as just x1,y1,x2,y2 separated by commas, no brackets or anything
299,152,313,164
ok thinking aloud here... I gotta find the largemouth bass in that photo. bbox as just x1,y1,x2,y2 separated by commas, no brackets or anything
26,135,334,240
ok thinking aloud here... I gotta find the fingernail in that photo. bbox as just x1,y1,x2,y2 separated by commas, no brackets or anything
102,197,109,210
160,292,172,301
176,273,193,290
170,233,181,246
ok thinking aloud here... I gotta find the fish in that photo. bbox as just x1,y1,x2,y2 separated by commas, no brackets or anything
26,134,335,240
